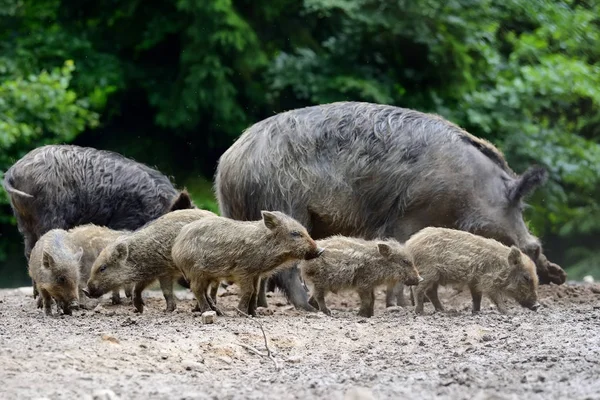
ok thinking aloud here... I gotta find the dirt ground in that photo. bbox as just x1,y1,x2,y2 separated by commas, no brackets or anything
1,282,599,400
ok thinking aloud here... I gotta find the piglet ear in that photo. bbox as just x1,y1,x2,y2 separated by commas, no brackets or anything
114,242,129,261
261,211,281,230
509,166,547,204
42,251,56,270
507,246,522,268
75,247,84,262
377,243,392,258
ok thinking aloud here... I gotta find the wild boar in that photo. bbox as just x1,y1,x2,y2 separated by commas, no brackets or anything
171,211,324,316
214,101,565,311
300,236,422,317
2,144,195,300
406,227,540,314
28,230,83,316
83,209,216,313
65,224,133,307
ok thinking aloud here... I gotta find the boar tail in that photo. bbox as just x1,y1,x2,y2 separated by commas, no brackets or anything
2,175,33,199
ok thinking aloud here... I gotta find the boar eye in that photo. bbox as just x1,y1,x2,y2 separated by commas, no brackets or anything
56,276,66,284
99,265,108,273
290,231,302,238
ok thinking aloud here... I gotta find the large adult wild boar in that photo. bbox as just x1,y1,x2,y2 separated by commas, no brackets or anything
3,144,194,298
215,101,566,311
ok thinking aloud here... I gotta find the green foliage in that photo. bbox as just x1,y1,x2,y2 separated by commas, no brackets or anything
0,0,598,283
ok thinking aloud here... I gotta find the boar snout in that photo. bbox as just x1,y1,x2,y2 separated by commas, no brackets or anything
405,274,423,286
305,247,325,260
82,286,102,299
529,302,541,311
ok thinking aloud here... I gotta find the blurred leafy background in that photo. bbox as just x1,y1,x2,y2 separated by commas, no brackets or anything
0,0,598,286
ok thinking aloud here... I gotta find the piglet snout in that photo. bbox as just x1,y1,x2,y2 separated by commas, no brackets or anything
305,247,325,260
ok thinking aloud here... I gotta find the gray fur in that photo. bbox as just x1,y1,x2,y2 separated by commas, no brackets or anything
171,211,324,316
85,209,216,313
214,101,565,310
300,235,422,317
406,227,540,314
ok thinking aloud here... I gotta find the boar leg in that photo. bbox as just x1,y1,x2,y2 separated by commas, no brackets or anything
237,277,258,316
426,284,444,312
248,276,262,317
256,278,269,308
470,286,483,313
124,284,133,298
414,286,427,314
488,293,508,314
60,300,73,316
385,282,397,307
312,288,331,316
358,289,375,318
132,279,153,313
308,295,319,310
209,281,219,305
111,290,122,305
190,278,212,314
158,276,176,312
40,289,53,316
36,294,44,309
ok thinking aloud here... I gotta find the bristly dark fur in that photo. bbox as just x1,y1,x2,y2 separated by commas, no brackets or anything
2,144,193,261
214,101,558,308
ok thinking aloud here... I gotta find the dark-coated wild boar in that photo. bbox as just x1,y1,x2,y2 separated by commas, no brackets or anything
29,229,83,316
171,211,324,316
406,227,540,314
214,101,565,311
84,209,216,313
300,236,422,317
2,144,195,299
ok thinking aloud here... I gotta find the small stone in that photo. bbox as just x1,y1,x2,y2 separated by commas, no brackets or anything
344,387,376,400
92,389,120,400
385,306,403,313
419,341,426,346
583,275,594,283
481,334,493,342
201,311,216,324
286,355,302,364
101,334,120,344
306,313,325,319
218,356,233,365
139,344,148,349
182,360,204,372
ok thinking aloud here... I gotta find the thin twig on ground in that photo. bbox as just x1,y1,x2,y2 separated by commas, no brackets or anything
234,307,280,371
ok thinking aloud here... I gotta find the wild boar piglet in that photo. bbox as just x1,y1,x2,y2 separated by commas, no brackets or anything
300,235,422,317
406,227,540,314
171,211,324,316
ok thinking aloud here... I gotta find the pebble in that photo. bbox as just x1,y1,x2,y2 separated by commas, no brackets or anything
481,334,494,342
218,356,233,365
201,311,217,324
344,387,376,400
182,360,204,372
92,389,120,400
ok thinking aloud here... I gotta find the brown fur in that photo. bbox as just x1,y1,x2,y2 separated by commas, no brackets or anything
28,230,83,316
171,211,324,316
85,209,216,313
406,227,540,314
300,236,422,317
66,224,133,307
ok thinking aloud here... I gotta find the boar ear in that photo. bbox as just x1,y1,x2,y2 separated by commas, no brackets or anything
261,211,281,230
74,247,84,262
507,246,522,268
170,190,194,211
113,242,129,261
509,166,547,204
377,243,392,258
42,251,56,270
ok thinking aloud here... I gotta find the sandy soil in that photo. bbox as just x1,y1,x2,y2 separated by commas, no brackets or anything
1,282,599,400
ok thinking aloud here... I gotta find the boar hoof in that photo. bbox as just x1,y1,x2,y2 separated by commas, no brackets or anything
36,297,43,309
111,295,122,305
